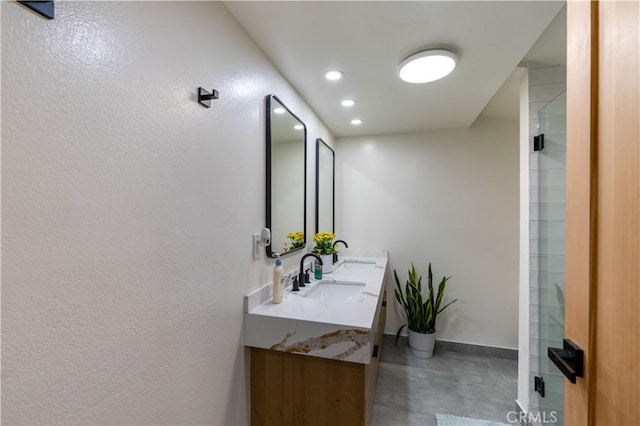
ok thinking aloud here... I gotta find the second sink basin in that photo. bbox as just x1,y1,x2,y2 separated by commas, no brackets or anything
304,280,366,302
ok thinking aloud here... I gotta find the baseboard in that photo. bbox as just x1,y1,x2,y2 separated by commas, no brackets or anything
386,335,518,360
435,339,518,360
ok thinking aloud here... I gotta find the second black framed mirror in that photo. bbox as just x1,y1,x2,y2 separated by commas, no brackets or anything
315,138,335,234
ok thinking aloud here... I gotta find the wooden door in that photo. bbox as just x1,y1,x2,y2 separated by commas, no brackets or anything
565,1,640,424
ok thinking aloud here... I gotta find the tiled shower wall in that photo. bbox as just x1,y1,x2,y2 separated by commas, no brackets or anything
527,63,567,424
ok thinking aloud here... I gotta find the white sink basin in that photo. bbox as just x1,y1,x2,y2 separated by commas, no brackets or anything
341,261,376,270
304,280,366,302
326,261,378,283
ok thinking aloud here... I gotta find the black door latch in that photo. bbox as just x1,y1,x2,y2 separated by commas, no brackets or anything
548,338,584,384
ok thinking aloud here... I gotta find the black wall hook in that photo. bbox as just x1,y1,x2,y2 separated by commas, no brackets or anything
198,88,218,108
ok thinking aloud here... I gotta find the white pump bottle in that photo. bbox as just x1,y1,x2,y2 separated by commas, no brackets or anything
272,255,284,304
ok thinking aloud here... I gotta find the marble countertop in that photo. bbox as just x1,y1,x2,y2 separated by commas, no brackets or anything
244,249,388,364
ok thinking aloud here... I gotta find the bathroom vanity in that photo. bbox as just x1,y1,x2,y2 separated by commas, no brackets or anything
244,250,389,426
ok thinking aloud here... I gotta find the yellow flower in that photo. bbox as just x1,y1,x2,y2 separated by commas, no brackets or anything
286,231,305,249
312,231,336,255
314,232,335,243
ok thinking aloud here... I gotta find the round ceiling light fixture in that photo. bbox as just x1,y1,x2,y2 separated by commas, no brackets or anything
341,99,356,107
350,119,363,125
398,49,457,84
325,70,344,81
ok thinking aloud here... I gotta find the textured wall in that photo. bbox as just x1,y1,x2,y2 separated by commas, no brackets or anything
336,115,519,349
1,2,333,424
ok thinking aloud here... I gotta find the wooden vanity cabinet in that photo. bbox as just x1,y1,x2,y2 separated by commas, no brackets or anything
250,291,387,426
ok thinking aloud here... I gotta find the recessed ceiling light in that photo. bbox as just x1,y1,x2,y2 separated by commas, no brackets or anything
293,124,304,130
341,99,356,107
273,107,285,114
351,119,362,125
398,49,457,84
325,70,343,81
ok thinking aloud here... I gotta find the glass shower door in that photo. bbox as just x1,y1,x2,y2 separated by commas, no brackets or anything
529,91,566,425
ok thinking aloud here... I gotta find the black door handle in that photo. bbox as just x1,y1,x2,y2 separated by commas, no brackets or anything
548,338,584,384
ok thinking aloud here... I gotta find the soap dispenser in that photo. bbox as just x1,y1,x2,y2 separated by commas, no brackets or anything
272,255,284,304
314,259,322,280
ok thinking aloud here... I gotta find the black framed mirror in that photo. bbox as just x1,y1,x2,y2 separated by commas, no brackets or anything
266,95,307,258
315,138,335,234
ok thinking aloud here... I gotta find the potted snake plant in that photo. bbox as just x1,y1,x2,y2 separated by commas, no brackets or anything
394,263,457,358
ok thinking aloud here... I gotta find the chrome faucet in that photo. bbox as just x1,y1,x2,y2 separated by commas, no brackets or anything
332,240,349,264
293,253,323,292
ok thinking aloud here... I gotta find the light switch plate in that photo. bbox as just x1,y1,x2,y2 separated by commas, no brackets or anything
252,233,261,259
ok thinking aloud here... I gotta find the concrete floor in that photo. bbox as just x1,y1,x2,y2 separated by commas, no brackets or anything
371,335,518,426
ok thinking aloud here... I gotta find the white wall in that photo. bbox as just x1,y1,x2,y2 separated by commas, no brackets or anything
336,115,519,348
1,2,333,424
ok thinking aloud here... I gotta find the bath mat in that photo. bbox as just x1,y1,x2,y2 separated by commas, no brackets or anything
435,413,511,426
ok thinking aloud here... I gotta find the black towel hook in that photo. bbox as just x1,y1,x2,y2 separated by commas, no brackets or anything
198,88,219,108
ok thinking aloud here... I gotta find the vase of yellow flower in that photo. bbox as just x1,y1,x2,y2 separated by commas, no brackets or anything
284,231,305,252
312,232,336,273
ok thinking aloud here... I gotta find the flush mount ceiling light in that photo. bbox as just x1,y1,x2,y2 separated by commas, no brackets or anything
341,99,356,107
398,49,457,84
351,119,362,125
325,70,343,81
293,124,304,130
273,107,285,114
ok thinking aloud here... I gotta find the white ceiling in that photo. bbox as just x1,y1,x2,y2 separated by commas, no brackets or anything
523,4,567,66
226,1,565,138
